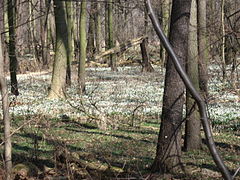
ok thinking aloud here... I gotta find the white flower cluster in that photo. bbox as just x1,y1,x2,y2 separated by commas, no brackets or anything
0,65,238,128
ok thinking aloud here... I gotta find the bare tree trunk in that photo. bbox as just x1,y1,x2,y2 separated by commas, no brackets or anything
146,0,232,179
108,0,117,71
78,1,87,94
66,0,74,86
7,0,19,96
0,0,8,69
151,0,191,173
140,38,154,72
159,0,171,65
184,0,201,151
221,0,226,82
48,0,68,99
197,0,208,98
87,2,95,61
39,0,50,69
28,0,37,61
95,2,101,54
0,29,12,180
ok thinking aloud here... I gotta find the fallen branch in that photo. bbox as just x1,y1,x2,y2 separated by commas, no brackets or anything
95,36,147,60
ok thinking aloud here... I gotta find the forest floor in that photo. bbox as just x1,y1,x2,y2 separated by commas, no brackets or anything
0,63,239,179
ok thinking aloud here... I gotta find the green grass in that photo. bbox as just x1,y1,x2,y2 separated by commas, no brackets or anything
2,114,240,179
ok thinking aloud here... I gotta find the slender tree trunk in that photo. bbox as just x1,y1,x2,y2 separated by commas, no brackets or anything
184,0,201,151
48,0,68,99
221,0,226,83
144,5,148,35
75,2,80,62
108,0,117,71
197,0,208,98
66,0,74,86
7,0,19,96
0,0,8,68
95,2,101,54
78,1,87,94
104,1,109,64
0,30,12,180
87,2,95,61
48,9,56,51
161,0,171,65
40,0,48,68
28,0,37,61
151,0,191,173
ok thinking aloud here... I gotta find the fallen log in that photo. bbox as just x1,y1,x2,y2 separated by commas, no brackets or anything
95,36,147,60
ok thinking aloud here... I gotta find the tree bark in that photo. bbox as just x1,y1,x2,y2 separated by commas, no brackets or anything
40,0,49,68
0,0,7,68
151,0,191,173
48,0,68,99
197,0,209,98
160,0,171,65
0,29,12,180
78,1,87,94
87,2,95,61
146,0,232,179
95,2,101,54
108,0,117,71
7,0,19,96
66,0,74,86
184,0,201,151
140,38,154,72
221,0,226,83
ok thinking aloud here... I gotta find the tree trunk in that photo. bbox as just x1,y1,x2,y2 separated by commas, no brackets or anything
40,0,49,68
0,0,8,69
66,0,74,86
146,0,232,178
95,2,101,54
7,0,19,96
151,0,191,173
78,1,87,94
140,38,154,72
48,0,68,99
0,29,12,180
221,0,226,83
197,0,208,98
108,0,117,71
28,0,37,61
87,2,95,61
184,0,201,151
160,0,171,65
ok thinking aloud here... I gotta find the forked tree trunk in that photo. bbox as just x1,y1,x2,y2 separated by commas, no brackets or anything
151,0,191,173
184,0,201,151
48,0,68,99
0,30,12,180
